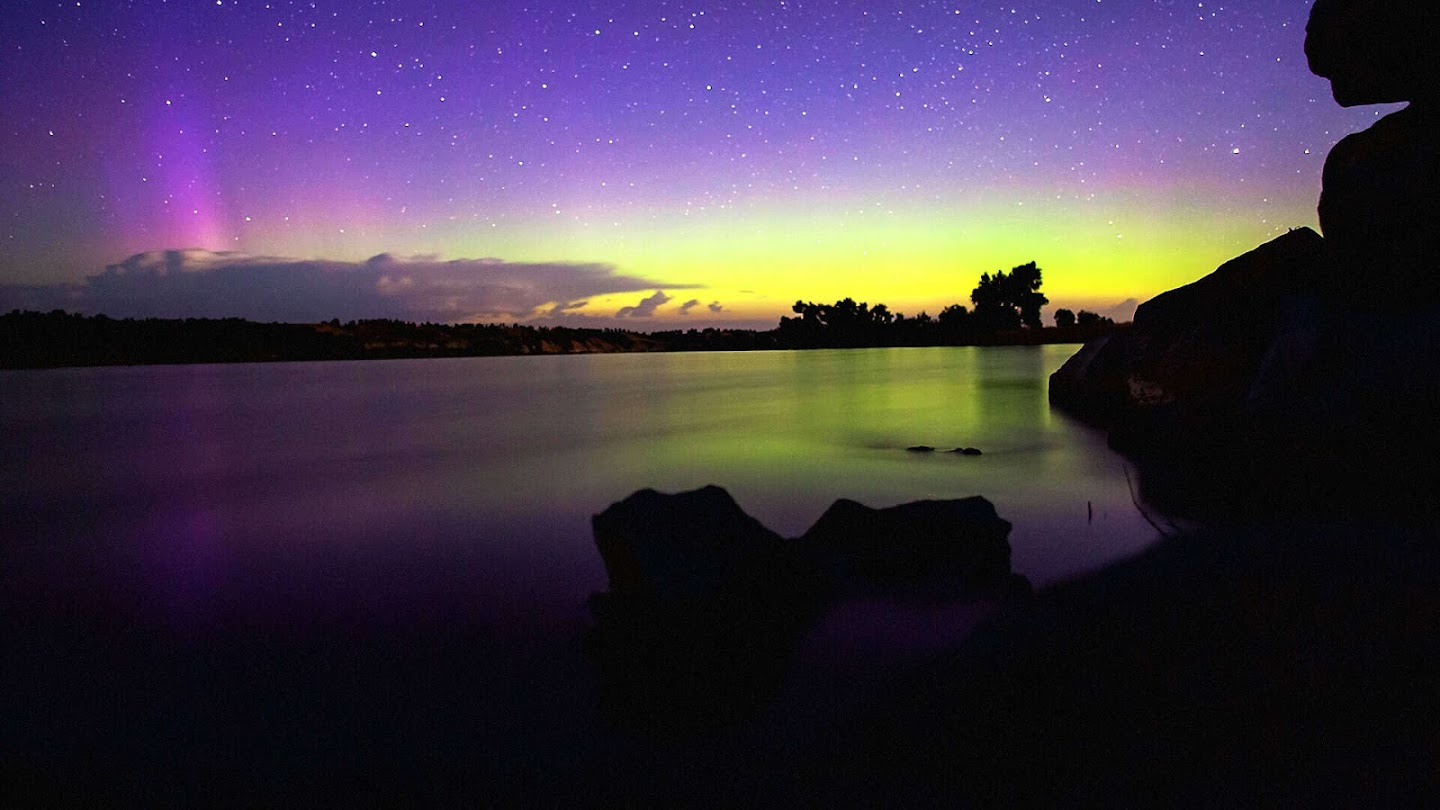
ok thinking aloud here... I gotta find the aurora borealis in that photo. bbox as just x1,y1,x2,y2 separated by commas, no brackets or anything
0,1,1401,327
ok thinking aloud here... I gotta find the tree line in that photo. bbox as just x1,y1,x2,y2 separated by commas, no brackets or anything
1,262,1117,368
777,261,1114,348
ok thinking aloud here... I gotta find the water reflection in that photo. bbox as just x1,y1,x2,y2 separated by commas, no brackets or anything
974,345,1052,434
0,347,1159,629
0,347,1170,803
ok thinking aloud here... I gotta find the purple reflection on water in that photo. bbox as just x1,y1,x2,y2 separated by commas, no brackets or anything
158,508,224,623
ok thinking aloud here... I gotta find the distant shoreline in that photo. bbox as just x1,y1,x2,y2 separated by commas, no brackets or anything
0,309,1121,370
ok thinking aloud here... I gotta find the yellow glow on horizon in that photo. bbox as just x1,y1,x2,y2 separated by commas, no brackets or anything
400,182,1320,324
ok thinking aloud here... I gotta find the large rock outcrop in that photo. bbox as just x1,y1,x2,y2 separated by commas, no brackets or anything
1318,105,1440,307
1049,227,1332,474
583,486,1023,729
1050,2,1440,520
1307,0,1440,307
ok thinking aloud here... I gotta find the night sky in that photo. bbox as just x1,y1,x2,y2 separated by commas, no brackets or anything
0,1,1399,327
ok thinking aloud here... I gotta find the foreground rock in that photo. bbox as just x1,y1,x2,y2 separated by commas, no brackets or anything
590,485,794,602
584,486,1024,729
801,497,1022,599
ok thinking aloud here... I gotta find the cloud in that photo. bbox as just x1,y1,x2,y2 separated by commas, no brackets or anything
677,299,722,315
0,249,698,323
615,290,672,318
546,299,589,317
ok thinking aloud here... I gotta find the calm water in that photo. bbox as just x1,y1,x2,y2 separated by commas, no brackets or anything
3,345,1157,628
1,346,1163,800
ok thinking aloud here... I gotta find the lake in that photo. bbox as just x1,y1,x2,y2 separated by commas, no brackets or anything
0,345,1163,801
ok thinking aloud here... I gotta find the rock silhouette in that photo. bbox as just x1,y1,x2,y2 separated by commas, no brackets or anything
1049,227,1330,459
1305,0,1440,107
584,486,1023,729
589,485,791,603
1306,0,1440,306
801,496,1018,598
1318,104,1440,308
585,486,822,729
1050,2,1440,520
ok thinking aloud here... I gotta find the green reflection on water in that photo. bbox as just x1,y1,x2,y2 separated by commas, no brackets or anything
555,346,1084,534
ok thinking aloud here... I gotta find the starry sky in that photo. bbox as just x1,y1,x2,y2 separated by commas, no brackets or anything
0,0,1399,328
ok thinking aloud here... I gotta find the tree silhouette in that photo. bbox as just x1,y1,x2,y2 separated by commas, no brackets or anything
936,304,971,342
778,298,908,347
1054,308,1076,329
971,261,1049,332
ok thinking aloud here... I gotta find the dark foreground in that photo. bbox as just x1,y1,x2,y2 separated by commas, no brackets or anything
5,511,1438,806
808,518,1440,806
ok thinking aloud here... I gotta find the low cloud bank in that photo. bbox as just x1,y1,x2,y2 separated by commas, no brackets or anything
678,298,726,315
615,290,673,318
0,249,698,324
